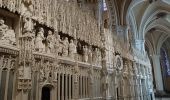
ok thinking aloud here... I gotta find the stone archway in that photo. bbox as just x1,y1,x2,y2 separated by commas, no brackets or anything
41,84,53,100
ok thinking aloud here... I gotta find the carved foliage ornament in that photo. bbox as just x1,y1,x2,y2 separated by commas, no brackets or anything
114,55,123,71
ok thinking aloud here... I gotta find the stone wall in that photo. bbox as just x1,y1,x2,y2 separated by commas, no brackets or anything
0,0,154,100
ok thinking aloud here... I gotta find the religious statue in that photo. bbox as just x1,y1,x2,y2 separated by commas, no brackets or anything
83,45,88,63
39,67,45,81
97,49,102,66
5,26,16,45
21,1,33,17
88,46,93,63
44,61,52,82
23,17,34,35
0,19,8,40
47,30,55,53
69,39,77,59
55,32,62,56
62,37,69,57
35,27,45,52
93,48,98,65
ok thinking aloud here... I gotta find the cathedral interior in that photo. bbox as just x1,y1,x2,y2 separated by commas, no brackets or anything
0,0,170,100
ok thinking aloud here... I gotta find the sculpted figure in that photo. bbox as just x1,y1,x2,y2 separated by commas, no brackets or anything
47,30,55,53
8,0,15,12
23,17,34,35
2,58,8,68
10,60,16,69
93,48,98,65
44,62,52,81
69,39,77,59
97,49,102,66
83,45,88,62
0,19,8,40
35,27,45,52
39,67,45,81
54,66,58,80
62,37,69,57
5,26,16,45
55,33,62,56
88,46,93,63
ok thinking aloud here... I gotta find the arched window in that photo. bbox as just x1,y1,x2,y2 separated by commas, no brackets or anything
160,48,170,76
103,0,107,11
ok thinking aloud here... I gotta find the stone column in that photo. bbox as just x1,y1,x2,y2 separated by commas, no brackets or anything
4,70,10,100
80,75,82,98
69,74,71,100
57,73,60,100
65,74,68,100
83,76,86,98
73,74,79,99
61,73,64,100
86,76,88,98
151,54,164,91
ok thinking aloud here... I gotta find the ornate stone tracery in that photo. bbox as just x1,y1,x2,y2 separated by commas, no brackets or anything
0,1,154,100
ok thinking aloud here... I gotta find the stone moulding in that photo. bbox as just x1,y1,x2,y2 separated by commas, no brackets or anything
58,57,76,65
33,52,55,61
0,44,19,55
33,51,102,69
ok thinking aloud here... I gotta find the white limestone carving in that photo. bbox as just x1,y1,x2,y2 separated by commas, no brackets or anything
54,67,58,81
0,19,8,40
62,37,69,57
83,45,88,63
21,1,33,17
10,59,16,69
5,26,16,45
23,17,34,35
8,0,15,12
24,65,32,79
40,66,45,81
18,64,24,79
69,39,77,59
2,58,8,68
0,55,4,68
35,27,45,52
47,30,55,53
55,33,62,56
97,49,102,66
43,61,52,82
88,46,93,63
92,48,97,65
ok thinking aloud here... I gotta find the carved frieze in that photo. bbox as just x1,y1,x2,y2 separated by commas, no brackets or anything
0,55,17,70
0,19,16,46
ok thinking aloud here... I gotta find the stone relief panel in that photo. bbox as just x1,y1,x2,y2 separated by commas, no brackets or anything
0,19,16,46
0,54,17,70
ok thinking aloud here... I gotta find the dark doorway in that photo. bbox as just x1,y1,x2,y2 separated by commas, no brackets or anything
41,87,50,100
